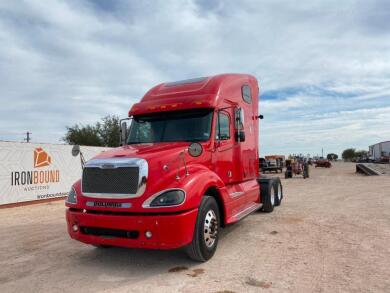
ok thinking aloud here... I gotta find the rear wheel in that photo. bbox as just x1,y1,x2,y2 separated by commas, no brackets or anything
274,178,283,206
261,181,275,213
186,196,220,262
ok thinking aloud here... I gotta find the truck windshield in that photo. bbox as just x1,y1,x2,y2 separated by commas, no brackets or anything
127,109,213,144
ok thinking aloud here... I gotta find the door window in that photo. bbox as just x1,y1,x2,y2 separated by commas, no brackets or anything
216,112,231,140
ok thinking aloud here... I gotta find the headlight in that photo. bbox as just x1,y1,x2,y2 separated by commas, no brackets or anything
66,187,77,204
148,189,185,207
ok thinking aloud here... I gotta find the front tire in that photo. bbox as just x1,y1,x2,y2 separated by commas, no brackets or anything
186,196,220,262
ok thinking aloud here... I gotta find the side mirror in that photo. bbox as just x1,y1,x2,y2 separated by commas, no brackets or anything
120,121,128,146
71,145,80,157
71,145,85,169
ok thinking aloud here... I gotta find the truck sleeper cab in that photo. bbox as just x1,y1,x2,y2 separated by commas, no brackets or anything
65,73,283,262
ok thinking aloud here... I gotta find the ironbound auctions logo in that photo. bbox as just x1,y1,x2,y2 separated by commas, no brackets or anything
11,147,60,186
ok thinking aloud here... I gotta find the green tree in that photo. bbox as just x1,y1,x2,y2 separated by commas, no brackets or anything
342,148,356,161
327,153,338,160
63,115,120,147
63,124,102,146
355,150,368,159
99,116,120,147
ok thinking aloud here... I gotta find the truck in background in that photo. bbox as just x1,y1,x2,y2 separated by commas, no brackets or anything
66,74,283,262
260,155,285,173
369,141,390,162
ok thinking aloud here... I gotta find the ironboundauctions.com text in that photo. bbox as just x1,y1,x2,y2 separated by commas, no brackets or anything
37,192,67,200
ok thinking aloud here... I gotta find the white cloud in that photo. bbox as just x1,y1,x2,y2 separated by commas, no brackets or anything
0,0,389,154
260,91,390,156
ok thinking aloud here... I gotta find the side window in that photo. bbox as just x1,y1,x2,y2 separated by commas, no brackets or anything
137,122,153,142
129,120,153,142
242,85,252,104
216,112,230,140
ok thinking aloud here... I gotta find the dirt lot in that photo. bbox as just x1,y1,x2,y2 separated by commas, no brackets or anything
1,162,390,293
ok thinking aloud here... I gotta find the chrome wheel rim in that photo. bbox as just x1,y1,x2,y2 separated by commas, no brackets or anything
270,185,275,206
203,209,218,248
277,184,282,201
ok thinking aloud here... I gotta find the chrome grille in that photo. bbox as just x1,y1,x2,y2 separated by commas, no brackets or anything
82,167,139,195
81,157,148,198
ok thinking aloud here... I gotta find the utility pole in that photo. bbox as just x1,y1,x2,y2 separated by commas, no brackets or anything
24,131,32,143
322,148,324,158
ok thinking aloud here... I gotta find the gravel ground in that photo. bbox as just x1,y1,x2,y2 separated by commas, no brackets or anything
1,162,390,293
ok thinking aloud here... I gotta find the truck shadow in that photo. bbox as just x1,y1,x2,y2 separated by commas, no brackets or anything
72,222,243,277
75,246,193,273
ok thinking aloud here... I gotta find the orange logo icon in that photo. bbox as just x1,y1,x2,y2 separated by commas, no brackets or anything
34,147,52,168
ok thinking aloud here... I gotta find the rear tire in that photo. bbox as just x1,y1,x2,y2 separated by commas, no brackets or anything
186,196,220,262
261,181,275,213
274,178,283,206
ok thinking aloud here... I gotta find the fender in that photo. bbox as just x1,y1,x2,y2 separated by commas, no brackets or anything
178,164,228,217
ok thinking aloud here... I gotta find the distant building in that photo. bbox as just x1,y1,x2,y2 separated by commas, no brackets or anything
369,141,390,161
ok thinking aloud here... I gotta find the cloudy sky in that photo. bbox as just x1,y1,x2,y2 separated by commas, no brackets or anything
0,0,389,156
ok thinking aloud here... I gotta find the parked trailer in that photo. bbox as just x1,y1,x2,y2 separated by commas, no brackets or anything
65,74,284,262
261,155,285,173
369,141,390,162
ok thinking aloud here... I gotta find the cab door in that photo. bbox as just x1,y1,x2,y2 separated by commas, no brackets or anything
212,109,234,184
234,84,257,181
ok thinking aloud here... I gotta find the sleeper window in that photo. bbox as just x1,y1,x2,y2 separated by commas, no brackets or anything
242,85,252,104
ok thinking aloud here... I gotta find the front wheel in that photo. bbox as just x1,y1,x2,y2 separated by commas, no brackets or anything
186,196,220,262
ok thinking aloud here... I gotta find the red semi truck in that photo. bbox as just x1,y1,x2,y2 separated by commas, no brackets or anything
65,74,283,262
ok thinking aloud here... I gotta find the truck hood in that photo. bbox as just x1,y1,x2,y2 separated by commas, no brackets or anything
91,142,192,162
80,142,209,203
